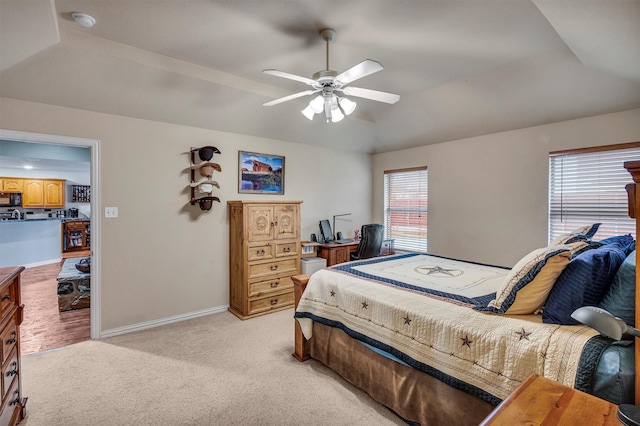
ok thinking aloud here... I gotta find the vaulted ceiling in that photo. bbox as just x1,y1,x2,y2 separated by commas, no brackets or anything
1,0,639,153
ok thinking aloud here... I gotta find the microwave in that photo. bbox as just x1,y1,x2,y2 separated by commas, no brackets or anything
0,192,22,207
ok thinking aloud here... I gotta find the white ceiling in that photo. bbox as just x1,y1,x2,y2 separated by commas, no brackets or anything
1,0,639,154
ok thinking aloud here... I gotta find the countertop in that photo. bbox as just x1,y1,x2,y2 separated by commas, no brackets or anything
0,218,89,223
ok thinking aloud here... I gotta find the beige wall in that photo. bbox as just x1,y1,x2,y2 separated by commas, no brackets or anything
0,97,372,332
373,108,640,267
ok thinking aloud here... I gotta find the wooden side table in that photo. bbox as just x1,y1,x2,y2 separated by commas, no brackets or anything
480,373,621,425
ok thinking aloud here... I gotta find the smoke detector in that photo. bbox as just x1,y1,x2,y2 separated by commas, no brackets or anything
71,12,96,28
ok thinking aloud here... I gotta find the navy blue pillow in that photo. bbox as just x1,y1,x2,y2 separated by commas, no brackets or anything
598,234,635,256
542,242,629,325
599,250,636,326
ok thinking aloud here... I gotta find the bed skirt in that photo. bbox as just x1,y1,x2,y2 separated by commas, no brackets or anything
309,322,494,426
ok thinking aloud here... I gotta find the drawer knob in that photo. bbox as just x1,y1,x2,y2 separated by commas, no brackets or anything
270,299,278,305
6,331,16,345
257,249,265,256
6,368,17,377
283,247,291,253
270,265,279,271
1,295,10,302
270,281,279,288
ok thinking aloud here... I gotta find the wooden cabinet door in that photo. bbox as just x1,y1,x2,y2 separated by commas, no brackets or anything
274,204,299,240
44,180,65,207
247,206,274,242
23,179,44,207
3,178,23,192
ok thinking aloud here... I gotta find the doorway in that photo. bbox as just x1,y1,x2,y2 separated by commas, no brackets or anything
0,129,101,352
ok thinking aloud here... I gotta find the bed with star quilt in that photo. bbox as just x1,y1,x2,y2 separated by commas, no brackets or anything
294,250,633,425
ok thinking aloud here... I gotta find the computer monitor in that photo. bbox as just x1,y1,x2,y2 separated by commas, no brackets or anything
319,219,333,243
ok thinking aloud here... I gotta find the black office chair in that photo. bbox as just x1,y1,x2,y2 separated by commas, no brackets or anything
350,224,384,261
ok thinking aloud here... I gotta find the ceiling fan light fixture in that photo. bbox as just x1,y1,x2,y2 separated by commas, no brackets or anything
331,106,345,123
309,95,324,113
338,97,356,115
301,105,315,120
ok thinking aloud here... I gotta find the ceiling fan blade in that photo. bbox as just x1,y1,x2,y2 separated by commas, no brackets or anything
335,60,383,85
263,69,317,86
263,89,319,106
341,86,400,104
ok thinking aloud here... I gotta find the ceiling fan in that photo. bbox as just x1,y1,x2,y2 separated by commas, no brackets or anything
262,28,400,123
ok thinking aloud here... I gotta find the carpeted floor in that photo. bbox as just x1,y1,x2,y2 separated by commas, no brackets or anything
20,308,405,425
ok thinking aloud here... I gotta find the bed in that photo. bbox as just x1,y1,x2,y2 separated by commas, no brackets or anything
292,161,640,425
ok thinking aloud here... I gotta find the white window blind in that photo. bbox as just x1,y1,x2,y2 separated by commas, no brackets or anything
384,167,428,252
549,145,640,242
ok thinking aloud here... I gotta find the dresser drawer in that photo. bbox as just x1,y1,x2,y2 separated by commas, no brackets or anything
248,290,294,315
248,259,298,280
0,319,17,365
0,284,16,320
2,348,17,399
248,275,294,298
275,241,298,258
0,376,20,426
247,243,274,262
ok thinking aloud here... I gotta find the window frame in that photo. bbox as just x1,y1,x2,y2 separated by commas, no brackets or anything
549,142,640,243
383,166,428,253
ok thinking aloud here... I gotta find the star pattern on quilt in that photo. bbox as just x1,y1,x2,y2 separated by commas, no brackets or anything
415,265,463,277
460,335,473,348
403,315,412,325
330,290,335,297
515,327,531,341
361,301,368,309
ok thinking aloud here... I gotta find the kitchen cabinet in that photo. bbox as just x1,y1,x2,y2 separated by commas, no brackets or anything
228,201,301,319
22,180,44,207
1,178,23,193
44,180,64,207
62,221,90,253
21,179,65,208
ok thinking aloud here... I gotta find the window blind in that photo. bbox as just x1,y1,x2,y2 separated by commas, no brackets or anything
384,167,428,252
549,145,640,242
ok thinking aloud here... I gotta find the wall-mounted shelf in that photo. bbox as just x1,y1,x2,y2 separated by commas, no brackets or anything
189,146,221,210
71,184,90,202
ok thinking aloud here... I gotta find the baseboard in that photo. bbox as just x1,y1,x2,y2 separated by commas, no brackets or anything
99,304,230,339
23,258,62,269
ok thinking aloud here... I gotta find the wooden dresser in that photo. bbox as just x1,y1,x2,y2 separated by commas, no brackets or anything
228,201,302,319
0,267,26,426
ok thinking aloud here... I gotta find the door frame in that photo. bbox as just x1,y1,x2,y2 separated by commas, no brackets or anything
0,129,101,340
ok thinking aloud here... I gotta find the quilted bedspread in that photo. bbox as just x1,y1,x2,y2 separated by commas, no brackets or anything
295,253,603,404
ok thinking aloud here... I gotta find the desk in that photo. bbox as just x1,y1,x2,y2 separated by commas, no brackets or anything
317,241,360,266
317,239,396,267
480,373,620,425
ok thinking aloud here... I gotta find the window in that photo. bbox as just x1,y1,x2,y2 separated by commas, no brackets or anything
549,143,640,242
384,167,428,252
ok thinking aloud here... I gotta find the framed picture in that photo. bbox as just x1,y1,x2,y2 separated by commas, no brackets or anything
238,151,285,194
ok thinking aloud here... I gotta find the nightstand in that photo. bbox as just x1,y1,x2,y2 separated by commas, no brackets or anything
480,373,621,425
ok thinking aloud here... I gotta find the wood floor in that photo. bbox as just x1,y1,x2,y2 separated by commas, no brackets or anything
20,251,91,355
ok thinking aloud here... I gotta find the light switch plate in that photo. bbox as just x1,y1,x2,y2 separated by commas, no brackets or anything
105,207,118,218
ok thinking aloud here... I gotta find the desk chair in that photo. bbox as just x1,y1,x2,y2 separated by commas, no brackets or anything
350,224,384,261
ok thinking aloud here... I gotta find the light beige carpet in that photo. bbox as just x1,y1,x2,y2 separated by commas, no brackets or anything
21,309,405,425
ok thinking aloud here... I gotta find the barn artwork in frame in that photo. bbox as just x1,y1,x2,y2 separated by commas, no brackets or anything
238,151,285,194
